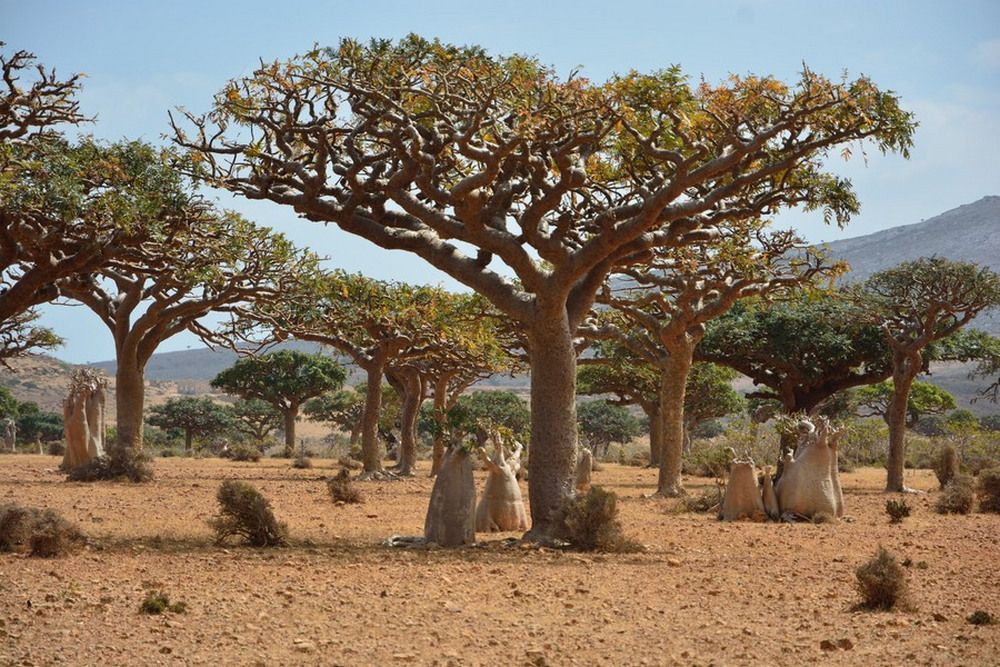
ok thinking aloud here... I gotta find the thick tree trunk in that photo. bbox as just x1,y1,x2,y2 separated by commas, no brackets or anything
360,358,385,474
885,352,920,492
430,377,449,477
115,356,145,452
184,429,193,453
646,403,662,467
394,371,421,476
524,315,579,540
657,346,694,497
282,405,297,457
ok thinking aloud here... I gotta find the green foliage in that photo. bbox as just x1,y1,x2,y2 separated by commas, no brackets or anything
305,389,363,434
209,480,287,547
445,390,530,443
0,504,84,557
577,401,641,458
977,467,1000,513
139,591,187,615
932,444,959,490
147,397,233,451
884,499,911,524
856,380,956,427
223,443,262,462
690,418,725,440
838,418,889,468
936,475,975,515
229,398,282,441
554,486,640,553
66,448,154,483
212,351,346,409
683,442,736,479
327,469,363,504
855,547,910,611
979,414,1000,432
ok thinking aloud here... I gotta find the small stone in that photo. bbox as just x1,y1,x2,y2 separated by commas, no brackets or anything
836,638,854,650
159,647,172,655
666,558,681,567
293,639,316,653
819,639,837,651
932,613,948,622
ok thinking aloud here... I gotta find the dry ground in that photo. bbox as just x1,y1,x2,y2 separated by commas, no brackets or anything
1,455,998,667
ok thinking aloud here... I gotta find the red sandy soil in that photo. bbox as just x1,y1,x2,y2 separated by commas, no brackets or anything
1,455,998,666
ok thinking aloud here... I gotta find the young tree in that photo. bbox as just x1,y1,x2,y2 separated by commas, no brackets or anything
175,35,915,535
304,388,364,446
859,258,1000,492
593,223,833,495
856,380,956,428
447,391,531,444
577,400,642,459
211,350,346,456
147,397,234,453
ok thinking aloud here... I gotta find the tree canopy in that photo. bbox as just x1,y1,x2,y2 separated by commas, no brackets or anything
147,397,234,452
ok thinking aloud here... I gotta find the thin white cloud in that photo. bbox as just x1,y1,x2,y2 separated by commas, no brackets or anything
974,38,1000,67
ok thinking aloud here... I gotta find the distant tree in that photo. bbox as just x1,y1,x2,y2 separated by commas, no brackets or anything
211,351,346,456
304,388,364,446
230,398,282,443
980,414,1000,433
0,386,18,420
147,397,234,453
15,403,63,444
683,363,746,447
859,258,1000,492
577,401,641,459
856,380,956,428
176,35,915,535
447,391,530,444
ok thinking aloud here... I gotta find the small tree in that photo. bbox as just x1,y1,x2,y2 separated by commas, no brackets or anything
147,397,233,453
230,398,282,444
304,388,364,446
859,258,1000,492
212,350,346,456
448,391,530,444
856,380,956,429
577,401,641,459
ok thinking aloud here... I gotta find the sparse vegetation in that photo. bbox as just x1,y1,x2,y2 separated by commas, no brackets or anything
936,474,975,515
209,480,287,547
932,444,959,489
0,504,85,557
885,498,911,523
977,467,1000,513
65,448,154,483
676,486,722,513
855,546,910,611
139,590,187,615
966,610,994,626
554,486,641,553
223,443,262,462
327,469,363,504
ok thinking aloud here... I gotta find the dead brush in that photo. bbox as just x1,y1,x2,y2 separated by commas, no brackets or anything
327,469,363,504
208,480,287,547
554,486,642,553
0,504,85,557
936,474,975,515
854,546,911,611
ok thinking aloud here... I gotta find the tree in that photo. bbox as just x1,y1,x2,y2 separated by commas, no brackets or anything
147,397,234,453
856,380,956,428
0,43,85,143
592,222,834,495
230,398,283,443
304,388,364,446
859,258,1000,492
16,403,63,445
211,350,346,456
697,293,893,416
175,35,915,535
51,147,317,454
577,400,641,459
446,391,531,444
683,363,746,443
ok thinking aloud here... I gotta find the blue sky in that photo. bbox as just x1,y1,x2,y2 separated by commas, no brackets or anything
5,0,999,363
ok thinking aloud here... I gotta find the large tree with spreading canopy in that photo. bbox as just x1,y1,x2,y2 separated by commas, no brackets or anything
173,35,915,536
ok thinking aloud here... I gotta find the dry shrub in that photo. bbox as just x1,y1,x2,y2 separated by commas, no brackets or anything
291,453,313,469
967,610,994,626
209,480,287,547
936,474,974,515
855,546,910,611
977,467,1000,513
327,469,363,504
139,590,187,615
0,504,85,557
555,486,641,553
885,498,911,524
224,444,261,462
676,486,722,513
66,448,153,483
932,444,959,489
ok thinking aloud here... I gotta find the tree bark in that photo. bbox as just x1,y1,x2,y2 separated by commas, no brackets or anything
115,355,145,452
392,370,422,476
184,428,193,453
430,376,449,477
885,350,920,492
282,404,298,457
645,402,662,467
523,314,579,540
360,357,385,474
656,342,694,497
